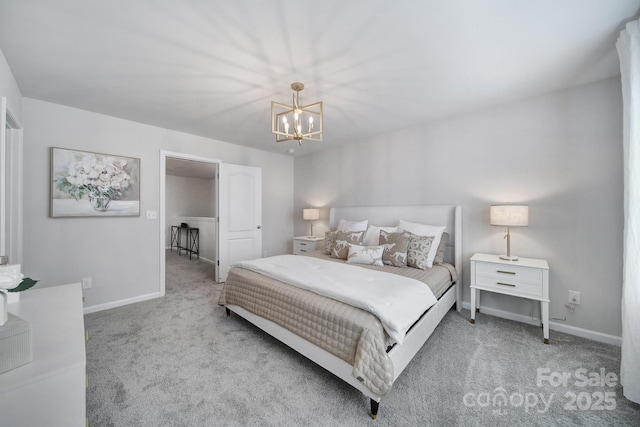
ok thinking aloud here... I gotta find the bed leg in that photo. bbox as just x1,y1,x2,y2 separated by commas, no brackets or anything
370,399,379,420
225,307,231,317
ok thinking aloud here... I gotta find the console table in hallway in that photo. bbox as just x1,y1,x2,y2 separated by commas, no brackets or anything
170,225,200,260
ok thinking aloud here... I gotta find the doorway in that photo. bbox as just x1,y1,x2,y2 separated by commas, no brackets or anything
159,152,264,294
0,97,22,266
159,151,220,297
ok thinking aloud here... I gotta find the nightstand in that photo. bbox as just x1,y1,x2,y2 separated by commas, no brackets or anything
293,236,324,255
470,253,550,344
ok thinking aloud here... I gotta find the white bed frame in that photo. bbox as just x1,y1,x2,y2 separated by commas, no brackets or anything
224,205,462,418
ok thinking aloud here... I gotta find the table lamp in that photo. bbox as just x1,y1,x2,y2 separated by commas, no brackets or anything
490,204,529,261
303,208,320,237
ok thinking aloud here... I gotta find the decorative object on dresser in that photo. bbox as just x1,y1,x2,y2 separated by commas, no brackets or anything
293,236,324,255
0,264,23,326
490,204,529,261
0,264,37,326
0,264,39,378
470,253,550,344
271,82,323,145
302,208,320,237
0,312,31,374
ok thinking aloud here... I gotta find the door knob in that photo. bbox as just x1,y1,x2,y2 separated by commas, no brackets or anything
257,225,262,229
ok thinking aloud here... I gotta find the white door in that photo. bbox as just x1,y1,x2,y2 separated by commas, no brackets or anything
0,99,5,257
217,163,262,282
0,97,22,265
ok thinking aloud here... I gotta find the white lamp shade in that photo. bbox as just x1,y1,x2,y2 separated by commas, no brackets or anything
303,208,320,220
490,205,529,227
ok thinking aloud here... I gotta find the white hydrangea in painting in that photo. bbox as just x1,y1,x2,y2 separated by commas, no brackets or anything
52,149,139,216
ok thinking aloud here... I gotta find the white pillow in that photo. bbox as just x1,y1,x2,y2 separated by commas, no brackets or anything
346,245,384,266
362,225,397,246
337,219,368,232
397,219,446,268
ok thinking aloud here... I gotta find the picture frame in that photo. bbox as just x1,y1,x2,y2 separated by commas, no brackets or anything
50,147,141,218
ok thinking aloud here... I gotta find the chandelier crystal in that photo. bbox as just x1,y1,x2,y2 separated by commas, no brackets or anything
271,82,323,145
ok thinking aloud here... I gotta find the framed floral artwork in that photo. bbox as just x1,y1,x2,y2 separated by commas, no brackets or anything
50,147,140,217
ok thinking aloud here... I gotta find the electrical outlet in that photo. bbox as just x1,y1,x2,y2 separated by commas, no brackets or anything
568,290,581,305
82,277,92,289
146,210,158,220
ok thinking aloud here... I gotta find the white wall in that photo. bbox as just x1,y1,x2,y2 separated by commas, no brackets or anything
22,98,294,309
294,77,623,339
0,48,22,123
166,174,215,218
165,174,216,250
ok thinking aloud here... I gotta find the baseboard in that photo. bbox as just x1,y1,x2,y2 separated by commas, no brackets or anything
548,321,621,346
198,256,215,265
83,291,162,315
461,301,621,346
85,254,216,315
462,301,542,326
165,248,215,265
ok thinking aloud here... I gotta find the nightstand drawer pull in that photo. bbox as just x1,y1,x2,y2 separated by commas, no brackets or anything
497,270,516,275
496,282,516,287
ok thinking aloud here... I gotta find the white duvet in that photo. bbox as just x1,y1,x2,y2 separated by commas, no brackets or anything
234,255,437,345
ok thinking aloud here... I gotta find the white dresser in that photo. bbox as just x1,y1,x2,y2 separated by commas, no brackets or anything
293,236,324,255
470,253,550,344
0,283,86,426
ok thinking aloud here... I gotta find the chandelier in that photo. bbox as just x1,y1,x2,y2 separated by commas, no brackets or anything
271,82,323,145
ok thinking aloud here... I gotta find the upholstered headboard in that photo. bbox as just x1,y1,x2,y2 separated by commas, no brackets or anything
329,205,462,309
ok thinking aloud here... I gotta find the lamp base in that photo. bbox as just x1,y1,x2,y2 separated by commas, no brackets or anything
499,254,519,261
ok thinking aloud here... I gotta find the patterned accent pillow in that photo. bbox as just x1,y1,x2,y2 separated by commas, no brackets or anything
347,245,384,266
398,220,446,268
408,234,435,270
331,230,365,259
324,231,337,255
379,230,411,267
433,232,449,265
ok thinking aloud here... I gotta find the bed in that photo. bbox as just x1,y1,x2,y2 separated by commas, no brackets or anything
219,205,462,418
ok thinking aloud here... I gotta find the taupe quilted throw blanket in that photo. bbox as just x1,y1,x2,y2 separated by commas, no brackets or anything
219,255,438,396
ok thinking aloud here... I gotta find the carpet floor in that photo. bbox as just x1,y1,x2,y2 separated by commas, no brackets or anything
85,251,640,426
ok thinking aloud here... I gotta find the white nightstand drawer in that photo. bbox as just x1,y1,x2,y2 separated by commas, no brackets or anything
294,240,312,249
474,273,543,298
294,241,311,253
476,262,543,285
293,236,324,255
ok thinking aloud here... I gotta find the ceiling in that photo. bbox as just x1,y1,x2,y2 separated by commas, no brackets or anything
166,157,216,179
1,1,638,157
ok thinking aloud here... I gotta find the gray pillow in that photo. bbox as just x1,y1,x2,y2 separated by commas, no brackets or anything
331,230,365,259
433,232,449,265
379,230,411,267
408,234,435,270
